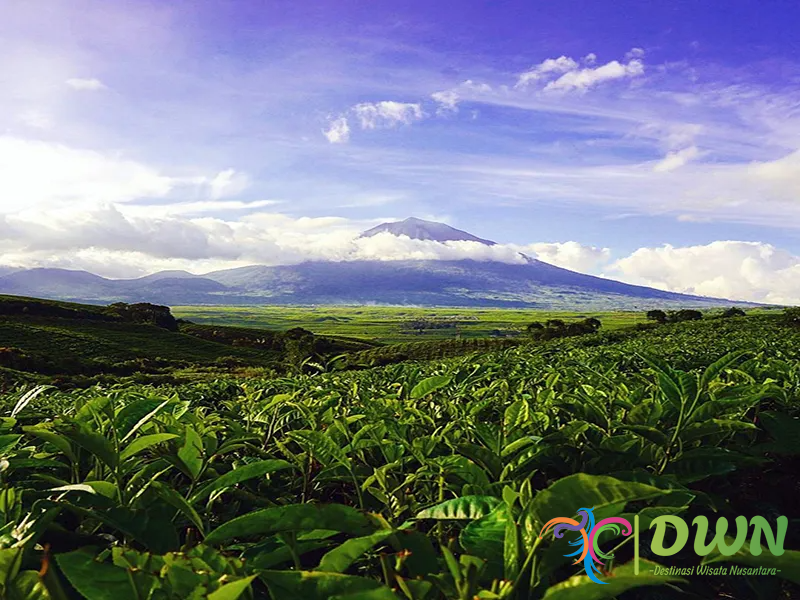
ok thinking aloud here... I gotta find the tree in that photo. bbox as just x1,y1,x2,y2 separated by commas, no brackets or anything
545,319,566,329
584,317,602,331
721,307,746,318
672,309,703,322
526,322,544,335
646,309,668,324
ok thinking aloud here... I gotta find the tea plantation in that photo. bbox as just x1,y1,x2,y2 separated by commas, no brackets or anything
0,308,798,599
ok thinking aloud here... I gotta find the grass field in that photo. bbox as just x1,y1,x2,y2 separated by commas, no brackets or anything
173,305,654,343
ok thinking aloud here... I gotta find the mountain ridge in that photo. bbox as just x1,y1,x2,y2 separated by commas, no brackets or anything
0,218,765,309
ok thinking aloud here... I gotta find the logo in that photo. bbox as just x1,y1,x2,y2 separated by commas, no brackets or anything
538,509,787,585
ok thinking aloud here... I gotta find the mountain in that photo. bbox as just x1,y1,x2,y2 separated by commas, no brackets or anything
130,270,200,282
0,268,228,305
202,259,750,309
0,218,761,309
360,217,496,245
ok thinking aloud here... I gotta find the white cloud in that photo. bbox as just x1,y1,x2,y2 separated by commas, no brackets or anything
519,241,611,272
65,77,107,91
17,109,53,129
653,145,701,172
352,101,424,129
431,90,459,115
205,169,250,199
0,136,175,213
516,56,579,88
429,80,493,114
0,206,533,277
513,52,645,93
324,101,426,142
609,241,800,304
544,59,644,92
323,117,350,143
121,199,279,218
352,232,527,264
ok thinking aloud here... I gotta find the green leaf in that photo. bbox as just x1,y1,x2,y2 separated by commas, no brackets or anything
207,576,256,600
459,505,507,570
501,436,541,459
639,354,683,408
409,376,451,400
528,474,670,531
22,428,76,463
681,419,757,443
7,570,53,600
700,351,746,390
0,435,21,455
151,481,205,535
456,443,502,480
656,374,683,408
619,425,668,447
58,428,117,470
119,433,178,461
504,400,529,431
191,459,293,504
10,386,51,418
626,400,663,426
416,496,502,520
666,447,761,483
391,530,439,577
48,484,96,495
206,504,377,545
56,550,148,600
287,431,348,467
317,530,392,573
0,548,23,588
116,398,170,442
542,559,685,599
677,372,699,405
82,481,118,499
259,571,396,600
177,426,204,480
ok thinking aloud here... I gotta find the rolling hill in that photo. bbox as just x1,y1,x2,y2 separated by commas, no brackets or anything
0,218,760,309
0,294,376,387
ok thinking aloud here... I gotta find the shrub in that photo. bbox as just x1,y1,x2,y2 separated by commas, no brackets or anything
646,309,668,323
671,309,703,322
783,307,800,327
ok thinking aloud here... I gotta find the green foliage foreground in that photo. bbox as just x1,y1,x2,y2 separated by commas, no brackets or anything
0,314,798,599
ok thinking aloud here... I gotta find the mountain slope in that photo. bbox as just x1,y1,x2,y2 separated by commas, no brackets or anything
203,259,749,309
0,218,762,309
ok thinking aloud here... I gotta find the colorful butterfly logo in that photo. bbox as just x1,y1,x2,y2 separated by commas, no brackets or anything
538,508,633,584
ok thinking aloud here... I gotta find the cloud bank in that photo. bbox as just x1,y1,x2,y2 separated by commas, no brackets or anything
2,201,799,304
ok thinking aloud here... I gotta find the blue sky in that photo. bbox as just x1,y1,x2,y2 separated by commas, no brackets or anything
1,0,800,302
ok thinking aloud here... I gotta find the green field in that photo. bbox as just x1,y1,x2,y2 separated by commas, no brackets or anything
0,309,797,599
0,295,376,388
173,305,653,343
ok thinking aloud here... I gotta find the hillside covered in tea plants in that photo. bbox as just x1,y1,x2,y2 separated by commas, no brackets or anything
0,308,798,599
0,295,377,389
